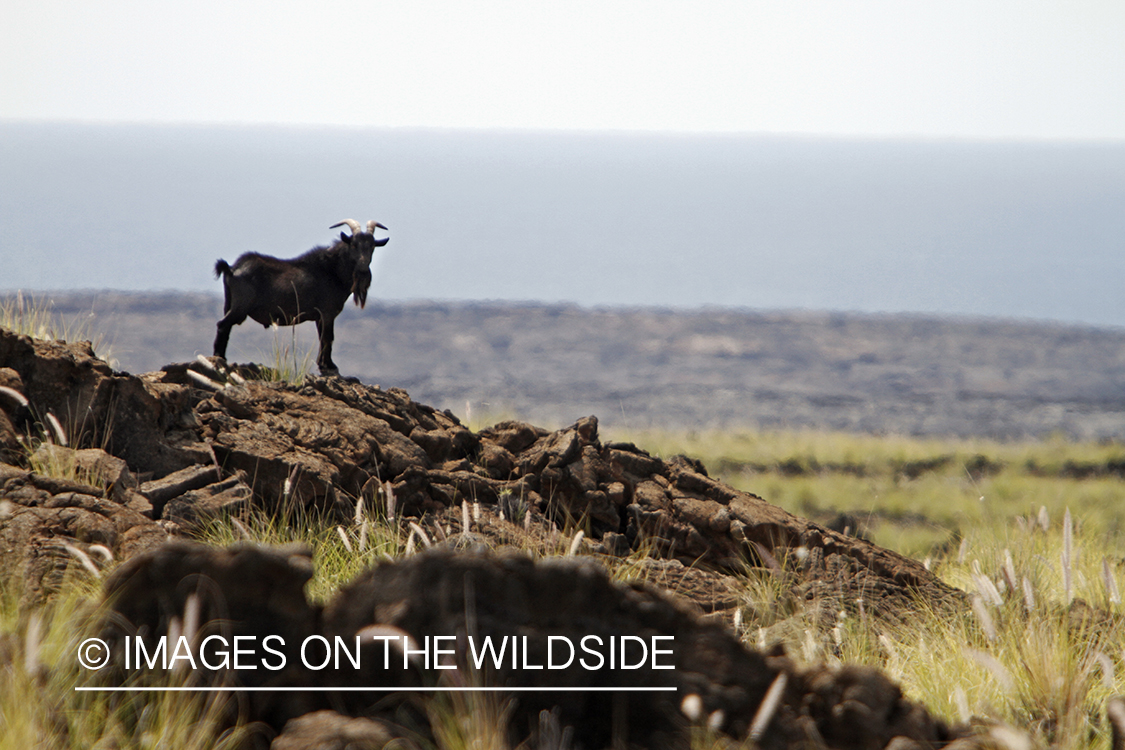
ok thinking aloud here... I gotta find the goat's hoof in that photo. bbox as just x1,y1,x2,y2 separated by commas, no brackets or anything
318,368,340,378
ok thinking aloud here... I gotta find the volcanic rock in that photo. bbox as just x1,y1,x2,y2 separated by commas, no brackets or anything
0,326,960,617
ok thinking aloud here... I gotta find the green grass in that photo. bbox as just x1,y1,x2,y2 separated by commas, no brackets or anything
22,443,109,492
251,325,316,385
731,509,1125,748
2,293,120,483
197,501,413,604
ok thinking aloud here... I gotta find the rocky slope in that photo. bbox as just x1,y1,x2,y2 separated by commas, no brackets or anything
0,327,954,612
0,326,998,748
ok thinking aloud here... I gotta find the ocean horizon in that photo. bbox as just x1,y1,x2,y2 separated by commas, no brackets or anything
3,121,1124,328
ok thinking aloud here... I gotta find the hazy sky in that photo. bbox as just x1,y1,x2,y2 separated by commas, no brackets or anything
4,0,1125,139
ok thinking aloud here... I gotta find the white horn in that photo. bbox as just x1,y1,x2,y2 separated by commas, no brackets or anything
330,219,362,235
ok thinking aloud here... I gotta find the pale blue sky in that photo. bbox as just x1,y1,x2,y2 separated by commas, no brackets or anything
3,0,1125,139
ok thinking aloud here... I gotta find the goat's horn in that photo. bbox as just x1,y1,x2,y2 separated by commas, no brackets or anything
330,219,362,235
367,220,388,234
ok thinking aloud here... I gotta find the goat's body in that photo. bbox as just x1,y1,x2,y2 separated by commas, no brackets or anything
213,223,387,375
219,250,353,326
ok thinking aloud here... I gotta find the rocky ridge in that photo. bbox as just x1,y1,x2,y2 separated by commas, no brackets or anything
0,327,954,614
0,326,994,748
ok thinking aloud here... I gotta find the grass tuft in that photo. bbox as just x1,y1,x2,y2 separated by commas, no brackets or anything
0,291,113,365
255,325,316,384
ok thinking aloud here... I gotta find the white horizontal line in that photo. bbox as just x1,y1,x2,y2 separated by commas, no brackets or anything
75,686,678,693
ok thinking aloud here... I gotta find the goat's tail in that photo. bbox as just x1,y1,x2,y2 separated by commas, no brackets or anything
214,260,233,314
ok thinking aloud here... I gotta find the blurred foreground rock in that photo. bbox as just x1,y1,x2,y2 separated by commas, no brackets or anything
100,541,967,750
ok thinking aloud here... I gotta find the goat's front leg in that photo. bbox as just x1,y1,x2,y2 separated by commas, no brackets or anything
315,317,338,376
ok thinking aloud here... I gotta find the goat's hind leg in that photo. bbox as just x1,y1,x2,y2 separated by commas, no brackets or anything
213,310,246,360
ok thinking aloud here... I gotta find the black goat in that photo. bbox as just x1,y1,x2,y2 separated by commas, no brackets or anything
213,219,389,375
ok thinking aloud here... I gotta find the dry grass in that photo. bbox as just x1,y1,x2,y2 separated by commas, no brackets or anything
0,291,113,364
0,568,254,750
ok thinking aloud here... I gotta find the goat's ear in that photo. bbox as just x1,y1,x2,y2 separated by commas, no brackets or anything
339,232,350,242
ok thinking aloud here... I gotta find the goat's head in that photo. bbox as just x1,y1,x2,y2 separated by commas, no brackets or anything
330,219,390,308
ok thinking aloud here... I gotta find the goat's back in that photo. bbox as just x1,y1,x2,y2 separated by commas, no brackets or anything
228,251,299,274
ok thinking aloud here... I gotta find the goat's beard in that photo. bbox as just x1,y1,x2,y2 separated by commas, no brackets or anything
351,269,372,308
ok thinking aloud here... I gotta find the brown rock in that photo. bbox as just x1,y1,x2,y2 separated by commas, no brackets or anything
30,445,137,495
606,444,664,479
1,328,961,634
271,711,397,750
519,425,582,475
409,426,454,463
632,480,671,511
477,441,516,478
161,473,252,529
198,381,431,508
0,373,23,462
94,542,968,750
0,366,26,392
0,328,211,478
477,419,546,454
0,487,168,603
320,550,781,748
425,468,506,504
319,550,959,750
139,463,222,514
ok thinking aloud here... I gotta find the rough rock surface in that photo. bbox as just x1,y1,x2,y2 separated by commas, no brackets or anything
0,462,170,602
0,327,957,617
